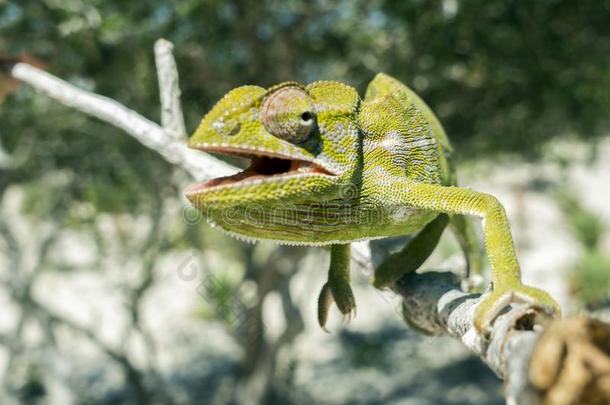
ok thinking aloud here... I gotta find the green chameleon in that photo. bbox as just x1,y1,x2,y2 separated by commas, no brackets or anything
185,73,560,333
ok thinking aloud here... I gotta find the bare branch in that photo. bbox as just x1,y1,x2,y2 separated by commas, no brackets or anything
395,271,610,404
154,38,187,139
10,63,236,180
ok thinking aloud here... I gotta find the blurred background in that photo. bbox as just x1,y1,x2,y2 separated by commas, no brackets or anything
1,1,609,404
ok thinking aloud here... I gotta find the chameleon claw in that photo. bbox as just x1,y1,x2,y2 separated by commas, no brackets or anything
342,307,357,324
317,282,334,331
474,282,562,333
332,283,356,318
317,280,357,330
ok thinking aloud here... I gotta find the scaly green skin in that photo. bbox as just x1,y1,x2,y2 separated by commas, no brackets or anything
185,73,561,333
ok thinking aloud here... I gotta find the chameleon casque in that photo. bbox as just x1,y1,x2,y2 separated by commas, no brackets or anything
184,73,560,332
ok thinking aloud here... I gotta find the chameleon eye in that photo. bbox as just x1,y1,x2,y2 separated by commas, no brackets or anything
300,111,313,124
261,86,316,143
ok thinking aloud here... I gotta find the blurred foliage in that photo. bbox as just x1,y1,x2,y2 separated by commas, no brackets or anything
0,1,609,215
0,0,609,330
339,326,407,368
1,3,607,402
556,190,610,309
0,0,607,346
16,365,46,403
557,191,605,250
1,0,607,311
573,252,610,310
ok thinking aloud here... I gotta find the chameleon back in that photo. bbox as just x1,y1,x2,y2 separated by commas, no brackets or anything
360,73,454,188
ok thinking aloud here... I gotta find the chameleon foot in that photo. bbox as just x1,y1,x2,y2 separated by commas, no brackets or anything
474,281,561,333
317,281,356,331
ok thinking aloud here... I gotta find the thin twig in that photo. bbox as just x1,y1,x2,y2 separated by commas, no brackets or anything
10,63,235,180
154,39,187,139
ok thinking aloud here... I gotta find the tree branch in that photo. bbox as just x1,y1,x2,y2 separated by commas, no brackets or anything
154,38,187,139
10,62,235,180
396,272,610,405
395,272,541,402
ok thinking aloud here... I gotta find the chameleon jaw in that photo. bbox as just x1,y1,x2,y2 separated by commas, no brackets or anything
184,146,335,195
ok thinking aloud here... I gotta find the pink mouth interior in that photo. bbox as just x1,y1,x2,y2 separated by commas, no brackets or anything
185,154,331,195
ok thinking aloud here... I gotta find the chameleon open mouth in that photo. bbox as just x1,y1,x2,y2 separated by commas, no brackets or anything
184,147,334,195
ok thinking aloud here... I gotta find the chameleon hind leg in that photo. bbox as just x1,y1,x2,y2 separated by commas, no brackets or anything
318,244,355,331
399,182,561,333
449,214,484,281
373,213,449,289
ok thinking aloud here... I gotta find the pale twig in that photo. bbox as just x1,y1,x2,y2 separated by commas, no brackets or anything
154,38,187,139
10,63,236,180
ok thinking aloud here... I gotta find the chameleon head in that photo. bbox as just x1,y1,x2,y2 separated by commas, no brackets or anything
184,81,362,243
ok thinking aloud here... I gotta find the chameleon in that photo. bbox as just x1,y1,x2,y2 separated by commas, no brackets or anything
184,73,561,333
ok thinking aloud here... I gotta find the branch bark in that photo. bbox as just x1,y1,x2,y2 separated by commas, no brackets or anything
396,272,543,403
396,272,610,405
9,39,610,405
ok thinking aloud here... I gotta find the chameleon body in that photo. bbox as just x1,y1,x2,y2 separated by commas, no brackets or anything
185,73,560,332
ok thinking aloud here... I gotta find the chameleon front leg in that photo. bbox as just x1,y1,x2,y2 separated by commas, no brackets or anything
373,213,449,289
318,244,356,331
399,182,561,332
